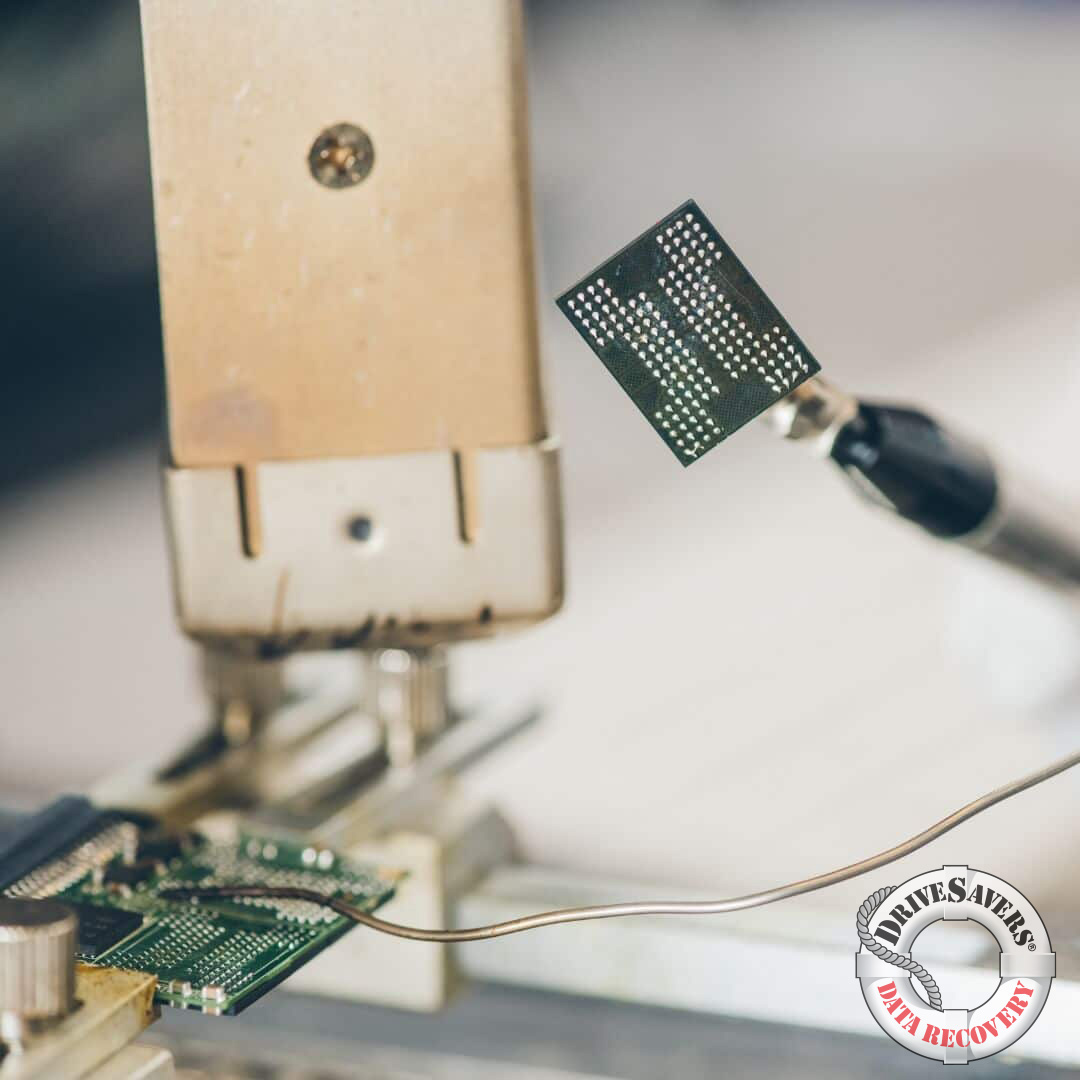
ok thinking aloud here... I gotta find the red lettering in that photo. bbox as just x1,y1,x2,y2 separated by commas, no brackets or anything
956,1028,969,1048
1013,981,1034,999
922,1024,942,1045
943,1029,956,1048
877,981,897,1000
970,1024,987,1045
996,1007,1017,1029
902,1015,920,1036
892,1006,912,1026
982,1017,999,1038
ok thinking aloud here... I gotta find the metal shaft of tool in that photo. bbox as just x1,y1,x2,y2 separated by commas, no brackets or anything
772,377,1080,593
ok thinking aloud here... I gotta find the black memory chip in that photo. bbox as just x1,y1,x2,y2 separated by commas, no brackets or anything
557,199,821,465
70,902,144,958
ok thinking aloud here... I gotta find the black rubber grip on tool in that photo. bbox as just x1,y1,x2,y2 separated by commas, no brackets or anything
830,403,997,538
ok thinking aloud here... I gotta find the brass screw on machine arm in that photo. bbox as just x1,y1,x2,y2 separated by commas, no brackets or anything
308,123,375,189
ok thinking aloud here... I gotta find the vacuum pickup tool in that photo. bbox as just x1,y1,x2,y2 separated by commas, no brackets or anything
558,199,1080,592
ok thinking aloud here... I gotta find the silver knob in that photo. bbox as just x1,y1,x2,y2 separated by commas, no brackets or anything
0,898,77,1051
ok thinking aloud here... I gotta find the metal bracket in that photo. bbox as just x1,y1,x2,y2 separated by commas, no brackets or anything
0,968,161,1080
163,441,563,655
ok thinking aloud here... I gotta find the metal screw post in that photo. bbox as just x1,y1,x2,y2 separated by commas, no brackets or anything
0,899,78,1055
201,650,287,746
362,647,450,768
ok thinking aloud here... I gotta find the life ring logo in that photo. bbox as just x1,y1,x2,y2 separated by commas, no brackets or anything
856,865,1055,1064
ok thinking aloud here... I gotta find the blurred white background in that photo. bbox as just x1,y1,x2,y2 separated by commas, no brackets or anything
4,0,1080,963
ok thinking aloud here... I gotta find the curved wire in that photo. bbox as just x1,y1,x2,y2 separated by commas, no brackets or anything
161,744,1080,942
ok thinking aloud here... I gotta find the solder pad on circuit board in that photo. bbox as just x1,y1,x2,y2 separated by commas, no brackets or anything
557,199,821,464
53,836,397,1015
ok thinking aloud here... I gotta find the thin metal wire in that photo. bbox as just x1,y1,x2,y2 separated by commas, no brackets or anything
161,744,1080,942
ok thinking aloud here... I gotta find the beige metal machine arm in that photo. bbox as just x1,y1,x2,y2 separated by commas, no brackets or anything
141,0,564,655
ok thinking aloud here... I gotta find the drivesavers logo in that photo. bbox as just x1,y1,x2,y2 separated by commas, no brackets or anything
856,866,1055,1063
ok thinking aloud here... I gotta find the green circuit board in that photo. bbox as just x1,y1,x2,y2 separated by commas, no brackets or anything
52,834,397,1015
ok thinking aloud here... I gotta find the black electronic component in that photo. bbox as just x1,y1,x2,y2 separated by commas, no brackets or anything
557,199,821,464
0,797,112,892
103,860,159,887
136,830,196,864
69,901,144,958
